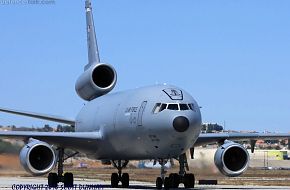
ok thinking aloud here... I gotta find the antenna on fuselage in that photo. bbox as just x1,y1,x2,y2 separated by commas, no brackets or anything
84,0,100,70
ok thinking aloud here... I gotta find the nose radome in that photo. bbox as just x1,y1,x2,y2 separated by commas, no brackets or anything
173,116,189,132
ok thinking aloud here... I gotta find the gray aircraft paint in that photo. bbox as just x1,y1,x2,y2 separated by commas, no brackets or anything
0,0,289,176
75,84,202,160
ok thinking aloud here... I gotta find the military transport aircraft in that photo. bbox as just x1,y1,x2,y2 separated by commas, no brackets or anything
0,0,289,189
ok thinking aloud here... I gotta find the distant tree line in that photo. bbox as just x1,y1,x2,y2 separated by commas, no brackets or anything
0,124,74,132
0,139,21,154
201,123,223,133
0,124,75,155
56,124,75,132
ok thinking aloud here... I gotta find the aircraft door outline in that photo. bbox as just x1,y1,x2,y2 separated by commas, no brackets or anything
137,101,147,127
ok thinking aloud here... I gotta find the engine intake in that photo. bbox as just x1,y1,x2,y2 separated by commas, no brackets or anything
75,63,117,101
20,139,56,176
214,141,249,177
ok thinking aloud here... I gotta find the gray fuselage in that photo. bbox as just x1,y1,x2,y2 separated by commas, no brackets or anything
75,84,202,160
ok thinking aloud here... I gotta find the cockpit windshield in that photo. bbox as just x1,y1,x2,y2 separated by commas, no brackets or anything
152,103,196,113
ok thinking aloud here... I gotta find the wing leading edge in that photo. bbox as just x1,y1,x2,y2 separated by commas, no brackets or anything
195,133,290,147
0,107,75,126
0,131,102,150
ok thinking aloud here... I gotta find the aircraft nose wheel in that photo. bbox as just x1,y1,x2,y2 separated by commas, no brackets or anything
156,177,163,189
111,172,130,188
169,173,180,188
111,173,119,188
121,173,129,188
111,160,130,188
155,154,195,189
155,173,195,189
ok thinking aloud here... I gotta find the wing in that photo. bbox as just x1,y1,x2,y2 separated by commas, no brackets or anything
0,107,75,125
0,107,103,150
0,107,102,151
0,131,102,150
195,132,290,147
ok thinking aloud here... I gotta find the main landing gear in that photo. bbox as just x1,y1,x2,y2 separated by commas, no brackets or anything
156,153,195,189
48,148,78,188
111,160,130,188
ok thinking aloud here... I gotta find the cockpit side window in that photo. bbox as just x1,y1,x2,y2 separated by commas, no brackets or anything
160,104,167,112
188,103,195,111
153,103,162,114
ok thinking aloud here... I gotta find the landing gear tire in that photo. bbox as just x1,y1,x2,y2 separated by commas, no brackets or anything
48,173,58,188
47,148,78,188
163,177,170,190
156,177,163,189
155,154,195,189
111,173,119,188
169,173,180,188
121,173,129,188
111,160,130,188
184,173,195,188
188,173,195,188
64,173,74,188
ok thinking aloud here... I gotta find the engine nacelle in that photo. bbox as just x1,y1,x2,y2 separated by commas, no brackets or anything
20,139,56,176
214,140,249,177
75,63,117,101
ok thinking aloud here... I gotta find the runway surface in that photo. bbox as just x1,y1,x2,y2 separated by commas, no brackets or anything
1,177,290,190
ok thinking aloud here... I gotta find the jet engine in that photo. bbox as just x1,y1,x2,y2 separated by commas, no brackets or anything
214,140,249,177
75,63,117,101
19,139,56,176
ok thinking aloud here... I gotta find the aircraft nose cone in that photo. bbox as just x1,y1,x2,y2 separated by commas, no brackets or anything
173,116,189,132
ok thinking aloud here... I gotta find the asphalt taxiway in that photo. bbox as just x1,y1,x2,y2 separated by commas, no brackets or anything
1,177,290,190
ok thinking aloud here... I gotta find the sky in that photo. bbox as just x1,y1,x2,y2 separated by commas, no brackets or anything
0,0,289,132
